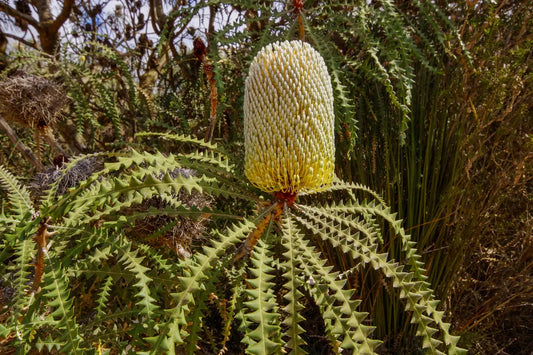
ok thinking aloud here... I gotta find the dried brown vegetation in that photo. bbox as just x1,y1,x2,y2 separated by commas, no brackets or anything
443,1,533,353
449,93,532,354
0,73,68,130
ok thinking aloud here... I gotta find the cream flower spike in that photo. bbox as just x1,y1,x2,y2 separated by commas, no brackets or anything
244,40,335,195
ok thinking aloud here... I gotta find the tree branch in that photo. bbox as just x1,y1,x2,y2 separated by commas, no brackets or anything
139,3,190,92
149,0,166,35
207,4,216,42
50,0,74,33
0,116,41,170
0,2,41,29
3,32,38,49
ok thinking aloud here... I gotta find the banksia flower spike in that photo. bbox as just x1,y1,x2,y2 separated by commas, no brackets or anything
244,40,335,195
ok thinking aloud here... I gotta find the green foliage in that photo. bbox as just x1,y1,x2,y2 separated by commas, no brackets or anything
327,1,530,352
0,132,464,353
241,238,282,354
0,164,34,233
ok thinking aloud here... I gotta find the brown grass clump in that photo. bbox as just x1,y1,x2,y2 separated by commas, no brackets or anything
0,73,68,129
450,182,532,354
444,3,533,349
449,116,532,354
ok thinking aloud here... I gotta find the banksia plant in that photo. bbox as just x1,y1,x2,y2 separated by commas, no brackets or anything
0,41,465,354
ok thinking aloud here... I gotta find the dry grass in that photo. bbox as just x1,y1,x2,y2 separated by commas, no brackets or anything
451,189,532,354
450,171,532,353
447,95,533,354
445,13,533,350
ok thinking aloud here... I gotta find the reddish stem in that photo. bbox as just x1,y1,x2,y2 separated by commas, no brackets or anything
274,190,298,207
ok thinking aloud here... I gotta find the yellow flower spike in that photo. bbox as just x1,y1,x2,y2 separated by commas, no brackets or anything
244,40,335,195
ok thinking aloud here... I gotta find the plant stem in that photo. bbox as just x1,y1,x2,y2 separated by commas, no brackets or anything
0,116,41,170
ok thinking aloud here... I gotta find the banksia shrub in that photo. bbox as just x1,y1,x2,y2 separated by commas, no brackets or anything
0,41,465,354
244,40,335,194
